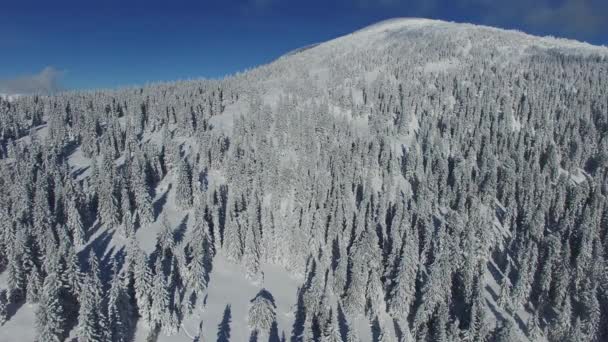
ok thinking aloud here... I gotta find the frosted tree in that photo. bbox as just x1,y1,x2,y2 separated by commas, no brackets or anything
465,277,489,342
64,246,82,297
67,197,86,247
550,295,573,341
526,311,542,341
6,240,27,298
133,246,154,326
224,214,244,263
132,163,155,226
346,328,361,342
303,263,325,315
332,237,349,296
98,177,120,228
320,308,342,342
77,252,108,342
150,258,172,333
243,223,262,282
35,272,65,342
185,212,213,296
32,175,53,238
0,290,7,326
119,186,134,237
497,262,513,312
388,226,418,322
248,289,276,334
26,268,42,304
365,268,385,318
108,261,135,342
493,318,519,342
343,230,380,316
176,158,193,209
157,213,175,256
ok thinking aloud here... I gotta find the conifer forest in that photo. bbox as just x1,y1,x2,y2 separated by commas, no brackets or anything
0,19,607,342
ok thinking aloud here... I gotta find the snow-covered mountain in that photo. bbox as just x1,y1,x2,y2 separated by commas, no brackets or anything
0,19,607,342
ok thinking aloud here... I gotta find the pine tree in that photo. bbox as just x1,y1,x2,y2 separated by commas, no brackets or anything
248,289,276,334
493,318,519,342
186,212,213,295
77,252,107,342
108,261,134,342
98,179,120,228
243,223,262,282
150,257,171,332
224,214,243,263
35,272,65,342
365,268,385,318
132,164,154,226
526,311,542,341
551,295,572,341
388,226,418,321
157,213,175,255
497,262,513,312
0,289,8,326
133,247,153,327
67,197,86,247
176,158,193,209
346,328,361,342
26,268,42,303
119,186,134,237
64,246,82,297
320,309,342,342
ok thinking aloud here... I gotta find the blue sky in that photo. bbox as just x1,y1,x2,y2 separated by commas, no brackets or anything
1,0,607,93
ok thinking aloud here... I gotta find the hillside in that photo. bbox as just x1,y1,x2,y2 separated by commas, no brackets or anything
0,18,607,342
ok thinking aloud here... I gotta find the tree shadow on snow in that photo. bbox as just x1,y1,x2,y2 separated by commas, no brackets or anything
249,329,259,342
337,303,350,341
5,297,25,321
269,320,281,342
290,257,315,342
102,246,126,281
484,284,499,302
289,287,307,342
71,165,90,180
153,183,171,221
79,230,114,268
173,214,189,245
217,304,232,342
486,259,506,287
85,220,103,244
371,316,382,342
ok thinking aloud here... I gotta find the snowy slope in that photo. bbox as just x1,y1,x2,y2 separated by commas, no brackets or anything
142,21,604,341
218,17,607,135
1,18,606,342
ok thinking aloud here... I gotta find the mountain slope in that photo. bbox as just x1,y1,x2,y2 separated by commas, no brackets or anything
0,19,607,342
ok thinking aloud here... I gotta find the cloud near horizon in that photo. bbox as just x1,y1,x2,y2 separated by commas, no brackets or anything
0,66,64,95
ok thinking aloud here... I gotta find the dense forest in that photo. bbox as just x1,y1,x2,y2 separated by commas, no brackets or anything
0,19,607,341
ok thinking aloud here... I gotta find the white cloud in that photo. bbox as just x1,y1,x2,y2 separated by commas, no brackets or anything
0,66,64,94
